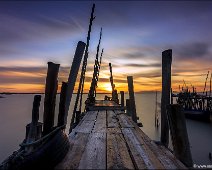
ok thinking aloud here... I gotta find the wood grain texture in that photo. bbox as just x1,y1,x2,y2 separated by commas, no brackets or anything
107,128,134,169
56,106,186,169
55,132,89,169
117,114,134,128
78,132,106,169
93,110,107,133
107,110,119,128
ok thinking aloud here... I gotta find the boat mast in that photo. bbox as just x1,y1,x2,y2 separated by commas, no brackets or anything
203,71,209,95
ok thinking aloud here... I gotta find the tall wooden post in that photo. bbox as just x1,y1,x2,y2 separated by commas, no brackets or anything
63,41,85,126
127,76,137,123
167,104,193,167
57,82,68,127
161,49,172,147
43,62,60,135
120,91,124,107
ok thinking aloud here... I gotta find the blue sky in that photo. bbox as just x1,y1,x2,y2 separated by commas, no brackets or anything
0,1,212,92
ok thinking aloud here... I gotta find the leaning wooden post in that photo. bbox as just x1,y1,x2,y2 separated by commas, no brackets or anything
167,104,193,167
57,82,68,127
64,41,85,127
43,62,60,136
161,49,172,147
120,91,124,107
127,76,137,123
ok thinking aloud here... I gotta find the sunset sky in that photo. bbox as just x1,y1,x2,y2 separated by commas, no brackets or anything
0,1,212,93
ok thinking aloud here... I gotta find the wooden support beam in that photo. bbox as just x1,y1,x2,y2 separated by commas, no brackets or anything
43,62,60,135
64,41,85,127
161,49,172,147
167,104,193,167
57,82,68,127
127,76,137,123
120,91,124,107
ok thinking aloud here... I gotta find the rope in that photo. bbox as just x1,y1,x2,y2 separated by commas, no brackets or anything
20,125,65,147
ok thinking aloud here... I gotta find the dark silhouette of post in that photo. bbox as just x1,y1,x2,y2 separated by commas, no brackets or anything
161,49,172,147
126,99,131,116
120,91,124,107
25,95,42,152
63,41,85,127
127,76,137,123
43,62,60,135
58,82,68,127
167,104,193,167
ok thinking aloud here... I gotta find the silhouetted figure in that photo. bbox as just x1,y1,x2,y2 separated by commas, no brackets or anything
209,152,212,161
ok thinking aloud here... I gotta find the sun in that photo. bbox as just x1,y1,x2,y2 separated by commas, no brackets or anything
101,83,112,92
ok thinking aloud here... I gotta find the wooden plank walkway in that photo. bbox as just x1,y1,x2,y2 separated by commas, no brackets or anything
56,101,186,169
86,100,124,111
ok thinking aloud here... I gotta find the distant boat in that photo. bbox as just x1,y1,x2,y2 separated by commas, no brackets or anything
173,83,211,123
0,95,5,98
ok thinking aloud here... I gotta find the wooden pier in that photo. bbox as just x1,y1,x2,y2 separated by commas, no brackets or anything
56,101,186,169
0,4,193,170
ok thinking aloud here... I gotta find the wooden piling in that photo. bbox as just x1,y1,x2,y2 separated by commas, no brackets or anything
167,104,193,167
25,95,42,152
57,82,68,127
127,76,137,123
120,91,124,107
43,62,60,135
64,41,86,126
126,99,131,116
161,49,172,147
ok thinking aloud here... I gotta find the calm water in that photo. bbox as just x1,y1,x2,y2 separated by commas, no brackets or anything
0,93,212,165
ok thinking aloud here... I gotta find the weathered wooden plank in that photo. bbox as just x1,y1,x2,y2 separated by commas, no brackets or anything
117,113,135,128
122,128,153,169
87,106,124,111
55,132,89,169
78,132,106,169
131,119,185,169
107,128,134,169
158,145,187,169
95,100,119,106
72,111,98,133
124,127,167,169
93,110,107,133
72,120,95,134
82,111,98,121
107,110,119,128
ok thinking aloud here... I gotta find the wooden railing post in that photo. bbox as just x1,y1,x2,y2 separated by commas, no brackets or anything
167,104,193,167
161,49,172,147
43,62,60,135
127,76,137,123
